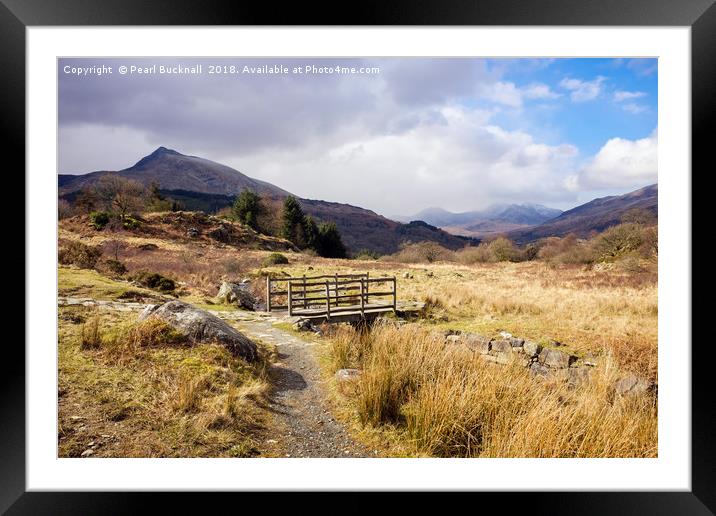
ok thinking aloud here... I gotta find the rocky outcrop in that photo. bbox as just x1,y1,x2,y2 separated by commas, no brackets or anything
139,300,258,361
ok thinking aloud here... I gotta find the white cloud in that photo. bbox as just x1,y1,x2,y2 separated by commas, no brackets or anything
234,105,581,214
522,82,561,100
559,76,606,102
622,103,649,115
480,81,523,108
614,90,646,102
570,129,657,190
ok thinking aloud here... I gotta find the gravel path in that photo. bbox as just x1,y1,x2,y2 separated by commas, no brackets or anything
221,315,373,458
59,297,373,458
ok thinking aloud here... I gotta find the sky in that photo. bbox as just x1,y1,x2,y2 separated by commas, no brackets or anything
58,57,657,215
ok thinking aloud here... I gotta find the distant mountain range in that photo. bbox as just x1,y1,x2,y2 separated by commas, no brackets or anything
395,204,563,238
507,184,658,243
58,147,474,255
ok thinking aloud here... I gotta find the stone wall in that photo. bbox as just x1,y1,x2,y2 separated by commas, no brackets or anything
444,330,655,396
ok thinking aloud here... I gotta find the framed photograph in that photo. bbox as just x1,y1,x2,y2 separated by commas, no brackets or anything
5,0,710,512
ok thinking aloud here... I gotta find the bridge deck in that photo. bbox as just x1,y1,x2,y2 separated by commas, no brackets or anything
274,301,425,324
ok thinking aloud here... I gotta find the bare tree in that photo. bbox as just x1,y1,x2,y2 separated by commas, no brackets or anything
92,175,146,221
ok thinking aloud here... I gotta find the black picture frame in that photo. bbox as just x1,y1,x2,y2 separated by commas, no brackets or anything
3,0,709,513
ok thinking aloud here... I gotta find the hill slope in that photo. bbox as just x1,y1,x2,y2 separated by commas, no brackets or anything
507,184,658,243
58,147,473,255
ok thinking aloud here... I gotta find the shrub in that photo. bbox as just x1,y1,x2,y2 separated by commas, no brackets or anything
354,249,380,260
263,252,289,266
100,259,128,276
536,234,594,265
58,241,102,269
131,271,176,292
592,223,643,262
391,242,453,264
79,316,103,350
89,211,111,230
455,244,492,264
639,226,658,258
122,215,142,230
487,237,517,262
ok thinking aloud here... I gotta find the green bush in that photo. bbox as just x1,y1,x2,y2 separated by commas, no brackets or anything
58,241,102,269
122,215,142,230
131,271,176,292
263,252,289,266
89,211,111,230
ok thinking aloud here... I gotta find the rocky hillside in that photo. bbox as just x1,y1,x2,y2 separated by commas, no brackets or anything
59,211,298,252
507,184,658,243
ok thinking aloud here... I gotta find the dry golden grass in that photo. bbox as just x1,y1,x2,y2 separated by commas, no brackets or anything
328,322,657,458
58,306,272,457
268,259,657,380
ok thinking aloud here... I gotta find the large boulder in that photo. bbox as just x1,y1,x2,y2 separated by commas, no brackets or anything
216,281,264,311
139,300,258,361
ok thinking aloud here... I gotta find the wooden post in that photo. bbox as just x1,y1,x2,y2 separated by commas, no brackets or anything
303,275,307,309
334,273,339,305
360,278,365,316
392,277,397,313
266,276,271,312
365,272,369,306
325,281,331,321
288,281,293,316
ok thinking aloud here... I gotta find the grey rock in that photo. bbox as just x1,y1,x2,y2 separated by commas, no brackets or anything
186,227,200,238
80,449,95,457
530,363,552,378
216,281,262,311
566,367,591,387
335,369,363,382
539,348,574,369
138,300,258,361
490,339,512,355
614,375,653,395
445,334,462,344
483,354,510,365
294,319,313,332
464,334,491,354
509,337,525,348
523,340,543,358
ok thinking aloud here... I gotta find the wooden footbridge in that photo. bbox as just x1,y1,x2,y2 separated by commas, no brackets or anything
266,273,417,323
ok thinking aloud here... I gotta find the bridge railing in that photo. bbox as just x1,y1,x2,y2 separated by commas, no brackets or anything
266,273,396,318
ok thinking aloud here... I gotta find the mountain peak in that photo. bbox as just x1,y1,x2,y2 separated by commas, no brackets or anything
151,146,181,156
130,147,183,170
